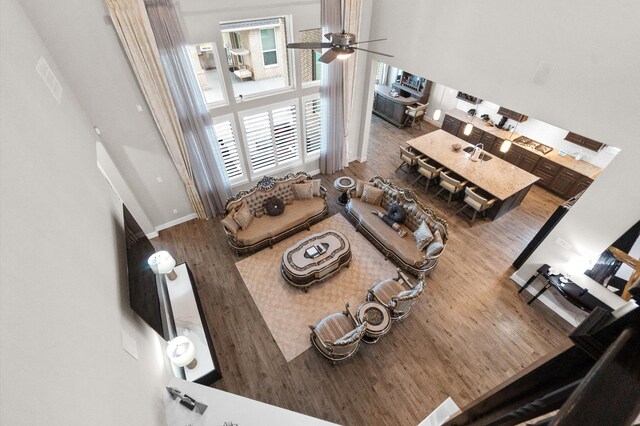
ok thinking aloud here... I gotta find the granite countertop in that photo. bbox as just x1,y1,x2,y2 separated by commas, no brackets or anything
375,84,418,105
407,130,539,201
444,110,602,179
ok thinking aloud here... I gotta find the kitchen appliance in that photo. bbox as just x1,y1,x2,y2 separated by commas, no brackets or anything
496,115,509,129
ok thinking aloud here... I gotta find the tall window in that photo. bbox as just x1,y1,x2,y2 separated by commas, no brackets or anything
186,42,226,107
219,17,291,99
304,96,322,157
299,28,323,84
260,28,278,66
241,102,300,175
212,116,245,183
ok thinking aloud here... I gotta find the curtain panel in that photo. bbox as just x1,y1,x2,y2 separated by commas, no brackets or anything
319,0,345,175
145,0,231,217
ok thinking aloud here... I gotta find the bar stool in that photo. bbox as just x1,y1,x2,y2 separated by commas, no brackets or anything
455,186,497,226
435,170,467,204
395,146,423,174
403,102,428,133
412,157,444,192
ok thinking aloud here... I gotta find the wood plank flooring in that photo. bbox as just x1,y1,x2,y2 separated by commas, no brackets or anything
154,115,572,425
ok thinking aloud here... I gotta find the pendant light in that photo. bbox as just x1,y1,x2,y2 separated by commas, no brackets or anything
500,122,520,153
432,85,447,121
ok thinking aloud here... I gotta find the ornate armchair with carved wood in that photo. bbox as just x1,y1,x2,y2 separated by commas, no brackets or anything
309,303,367,363
367,269,425,320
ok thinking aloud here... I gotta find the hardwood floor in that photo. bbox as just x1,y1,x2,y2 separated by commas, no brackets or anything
154,115,572,425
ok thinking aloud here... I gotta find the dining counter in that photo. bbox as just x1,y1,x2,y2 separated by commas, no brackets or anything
407,130,539,219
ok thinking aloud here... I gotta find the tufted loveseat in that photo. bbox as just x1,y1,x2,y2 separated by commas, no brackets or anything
345,176,448,276
222,172,328,254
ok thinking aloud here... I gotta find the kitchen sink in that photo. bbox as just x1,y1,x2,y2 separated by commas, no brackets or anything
462,146,493,161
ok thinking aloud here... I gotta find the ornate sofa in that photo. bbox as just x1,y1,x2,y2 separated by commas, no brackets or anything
222,172,328,254
345,176,448,276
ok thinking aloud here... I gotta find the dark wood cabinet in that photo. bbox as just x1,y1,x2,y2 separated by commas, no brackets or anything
442,114,462,136
498,106,528,122
503,144,540,172
549,171,579,197
468,128,483,145
569,176,593,198
564,132,605,152
481,133,498,154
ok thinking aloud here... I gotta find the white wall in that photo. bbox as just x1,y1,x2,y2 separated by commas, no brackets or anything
18,0,194,228
0,1,173,423
364,0,640,323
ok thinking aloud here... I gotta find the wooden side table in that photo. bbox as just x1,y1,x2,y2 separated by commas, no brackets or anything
334,176,356,206
356,301,391,344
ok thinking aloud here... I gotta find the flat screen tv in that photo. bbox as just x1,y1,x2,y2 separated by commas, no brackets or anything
123,205,165,339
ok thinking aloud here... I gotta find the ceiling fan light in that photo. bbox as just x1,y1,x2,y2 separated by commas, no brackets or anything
337,50,354,60
433,109,442,121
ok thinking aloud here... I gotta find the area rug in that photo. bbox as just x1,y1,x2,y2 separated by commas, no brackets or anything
235,213,398,362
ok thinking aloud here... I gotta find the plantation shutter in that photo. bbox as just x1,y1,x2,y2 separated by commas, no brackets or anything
272,105,299,163
304,98,321,155
243,111,276,173
212,120,243,180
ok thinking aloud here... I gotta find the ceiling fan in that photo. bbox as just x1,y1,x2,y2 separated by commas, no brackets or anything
286,0,393,64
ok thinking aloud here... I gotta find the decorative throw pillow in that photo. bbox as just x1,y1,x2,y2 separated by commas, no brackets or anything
293,182,313,199
264,197,285,216
413,220,434,251
355,179,367,198
387,202,406,223
426,229,445,257
254,208,265,218
361,184,384,206
221,210,240,235
282,185,295,205
310,179,322,197
232,203,253,231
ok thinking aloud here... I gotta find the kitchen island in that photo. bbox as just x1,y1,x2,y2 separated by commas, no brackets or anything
372,84,418,127
407,130,539,219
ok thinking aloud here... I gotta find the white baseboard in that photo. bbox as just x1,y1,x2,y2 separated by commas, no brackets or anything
510,272,584,327
308,168,321,176
150,213,198,237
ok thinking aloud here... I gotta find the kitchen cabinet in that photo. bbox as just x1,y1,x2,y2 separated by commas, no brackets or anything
498,106,528,122
564,132,605,152
533,158,561,187
392,71,432,104
442,114,462,136
503,144,540,173
569,176,593,198
549,169,581,198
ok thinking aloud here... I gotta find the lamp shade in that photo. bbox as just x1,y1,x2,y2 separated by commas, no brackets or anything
500,139,512,153
463,123,473,136
166,336,196,367
337,48,354,60
148,251,176,275
433,109,442,121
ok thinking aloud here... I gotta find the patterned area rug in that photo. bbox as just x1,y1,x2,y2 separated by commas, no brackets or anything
235,213,399,362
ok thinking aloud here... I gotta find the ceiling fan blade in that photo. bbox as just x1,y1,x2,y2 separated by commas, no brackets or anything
287,42,333,49
352,46,394,58
324,32,333,41
318,48,340,64
350,38,387,46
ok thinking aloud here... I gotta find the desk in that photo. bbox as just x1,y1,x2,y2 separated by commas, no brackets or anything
407,130,539,219
519,264,613,312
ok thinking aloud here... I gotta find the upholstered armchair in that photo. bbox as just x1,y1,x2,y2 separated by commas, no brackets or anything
367,269,425,320
309,303,367,363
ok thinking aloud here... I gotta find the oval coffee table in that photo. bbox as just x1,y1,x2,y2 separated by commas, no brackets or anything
356,301,391,344
281,230,351,292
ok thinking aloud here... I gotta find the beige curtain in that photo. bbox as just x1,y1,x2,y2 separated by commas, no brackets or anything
106,0,206,219
342,0,361,166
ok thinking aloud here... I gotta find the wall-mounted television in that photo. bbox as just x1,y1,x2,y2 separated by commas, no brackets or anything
123,205,166,339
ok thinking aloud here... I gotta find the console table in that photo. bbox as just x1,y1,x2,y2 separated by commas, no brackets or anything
519,264,612,312
165,263,221,385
